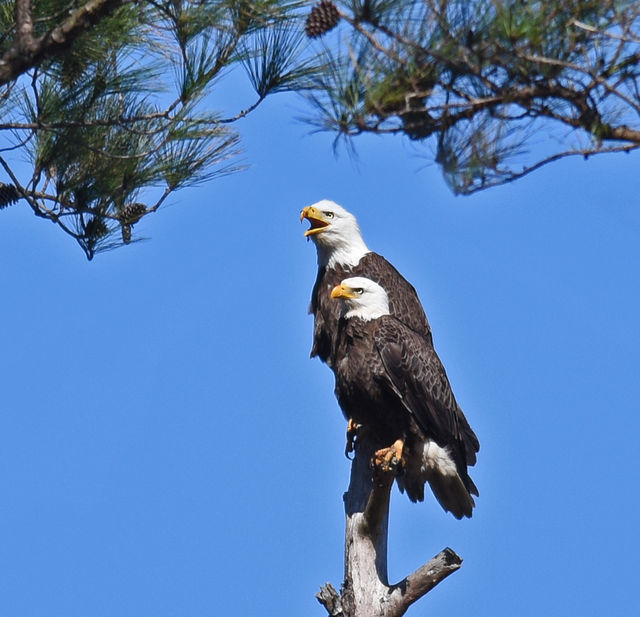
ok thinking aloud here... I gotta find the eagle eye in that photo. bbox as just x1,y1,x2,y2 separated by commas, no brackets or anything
354,288,364,295
324,211,334,219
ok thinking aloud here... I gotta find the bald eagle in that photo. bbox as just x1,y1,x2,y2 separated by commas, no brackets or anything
301,200,431,368
330,277,479,519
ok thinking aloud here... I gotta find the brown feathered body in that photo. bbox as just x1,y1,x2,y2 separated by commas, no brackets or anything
334,312,479,518
310,252,432,367
302,200,478,518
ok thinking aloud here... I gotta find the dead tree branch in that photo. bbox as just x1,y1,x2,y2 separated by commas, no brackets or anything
317,432,462,617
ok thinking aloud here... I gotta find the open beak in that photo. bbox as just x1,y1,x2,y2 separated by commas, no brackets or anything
330,284,356,299
301,206,330,237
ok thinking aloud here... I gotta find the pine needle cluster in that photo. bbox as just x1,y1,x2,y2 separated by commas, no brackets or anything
303,0,640,194
0,0,321,258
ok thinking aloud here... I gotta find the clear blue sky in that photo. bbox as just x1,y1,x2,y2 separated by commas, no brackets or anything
1,72,640,617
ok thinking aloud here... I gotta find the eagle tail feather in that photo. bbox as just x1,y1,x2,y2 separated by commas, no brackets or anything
428,473,476,519
396,476,424,503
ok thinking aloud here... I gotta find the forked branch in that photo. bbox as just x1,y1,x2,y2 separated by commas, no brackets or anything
317,432,462,617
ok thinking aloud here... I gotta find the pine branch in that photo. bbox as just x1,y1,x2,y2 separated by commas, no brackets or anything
0,2,316,258
304,0,640,194
0,0,129,85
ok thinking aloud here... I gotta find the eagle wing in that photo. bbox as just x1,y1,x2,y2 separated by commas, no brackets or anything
309,253,432,365
309,265,344,364
375,317,479,466
361,253,432,343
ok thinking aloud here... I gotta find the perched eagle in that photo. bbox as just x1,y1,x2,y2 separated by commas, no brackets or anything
330,277,479,519
301,200,432,368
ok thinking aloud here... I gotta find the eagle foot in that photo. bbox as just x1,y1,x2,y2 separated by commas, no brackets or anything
345,418,361,459
373,439,405,472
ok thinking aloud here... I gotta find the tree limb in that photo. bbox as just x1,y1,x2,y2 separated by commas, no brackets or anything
318,432,462,617
15,0,36,53
317,583,344,617
306,0,640,194
388,548,462,615
0,0,129,86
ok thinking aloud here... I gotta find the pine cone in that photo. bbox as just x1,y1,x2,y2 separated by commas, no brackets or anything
121,223,132,244
120,202,147,224
0,182,20,209
305,0,340,38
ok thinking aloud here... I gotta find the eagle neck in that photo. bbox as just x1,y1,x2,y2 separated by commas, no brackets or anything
345,301,390,322
316,237,370,269
345,308,387,322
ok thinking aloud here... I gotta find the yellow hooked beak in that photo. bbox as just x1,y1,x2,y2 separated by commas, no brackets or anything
330,283,357,300
300,205,330,237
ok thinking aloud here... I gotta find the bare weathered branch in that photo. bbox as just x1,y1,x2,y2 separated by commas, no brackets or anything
319,432,462,617
388,548,462,615
317,583,344,617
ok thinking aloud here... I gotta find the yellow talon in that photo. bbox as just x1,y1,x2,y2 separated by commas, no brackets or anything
345,418,360,457
373,439,405,471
